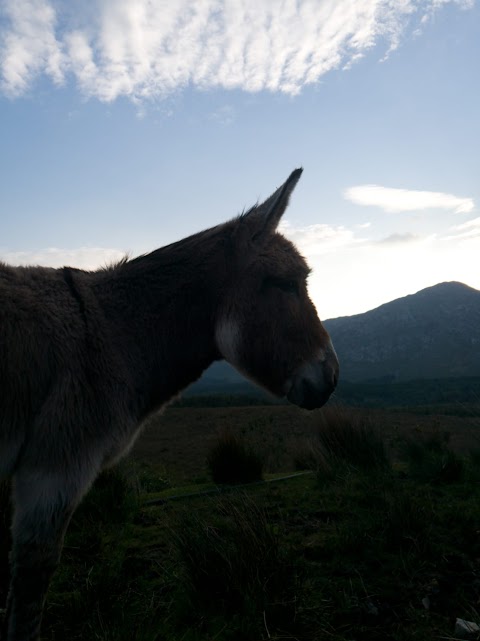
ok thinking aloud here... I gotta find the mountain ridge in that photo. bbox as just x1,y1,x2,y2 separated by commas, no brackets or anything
327,281,478,323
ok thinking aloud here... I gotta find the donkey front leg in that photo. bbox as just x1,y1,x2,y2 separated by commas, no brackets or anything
2,470,85,641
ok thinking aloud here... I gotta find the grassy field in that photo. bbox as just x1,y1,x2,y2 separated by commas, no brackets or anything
1,403,480,640
132,403,480,482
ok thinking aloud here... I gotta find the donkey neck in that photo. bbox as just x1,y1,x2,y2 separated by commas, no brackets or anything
93,225,230,417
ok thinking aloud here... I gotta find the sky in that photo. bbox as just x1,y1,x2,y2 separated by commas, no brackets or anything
0,0,478,320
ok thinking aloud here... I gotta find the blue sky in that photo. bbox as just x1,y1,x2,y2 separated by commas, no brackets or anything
0,0,478,319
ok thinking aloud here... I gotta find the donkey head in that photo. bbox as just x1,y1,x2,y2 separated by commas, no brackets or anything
215,169,339,410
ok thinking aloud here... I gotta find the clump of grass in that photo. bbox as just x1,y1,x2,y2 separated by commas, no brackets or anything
314,405,390,475
171,494,295,636
241,416,288,473
291,436,335,479
74,462,140,526
207,429,263,484
402,431,465,483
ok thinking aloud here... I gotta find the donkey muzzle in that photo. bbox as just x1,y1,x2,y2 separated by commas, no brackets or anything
286,349,339,410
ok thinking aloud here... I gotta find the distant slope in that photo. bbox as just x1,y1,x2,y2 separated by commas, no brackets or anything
187,281,480,395
324,281,480,382
186,360,259,396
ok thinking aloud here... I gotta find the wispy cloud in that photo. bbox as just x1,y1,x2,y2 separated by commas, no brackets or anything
344,184,475,214
377,232,420,244
453,216,480,231
0,0,473,102
279,220,365,255
209,104,236,126
443,216,480,241
0,247,126,269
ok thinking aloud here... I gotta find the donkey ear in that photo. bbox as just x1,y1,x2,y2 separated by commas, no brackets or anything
244,168,303,240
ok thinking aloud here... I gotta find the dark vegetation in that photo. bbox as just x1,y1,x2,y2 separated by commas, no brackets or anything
1,402,480,640
177,375,480,408
337,376,480,407
206,429,264,484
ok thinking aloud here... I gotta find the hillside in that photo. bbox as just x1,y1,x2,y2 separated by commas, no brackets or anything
324,281,480,382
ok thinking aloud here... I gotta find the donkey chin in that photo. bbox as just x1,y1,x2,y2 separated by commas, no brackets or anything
284,351,339,410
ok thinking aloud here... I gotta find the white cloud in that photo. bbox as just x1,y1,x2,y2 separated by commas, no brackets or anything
0,0,63,95
344,184,475,214
0,247,126,269
0,0,473,101
279,220,366,256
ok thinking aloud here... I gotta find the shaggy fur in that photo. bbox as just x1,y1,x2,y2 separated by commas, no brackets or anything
0,169,338,640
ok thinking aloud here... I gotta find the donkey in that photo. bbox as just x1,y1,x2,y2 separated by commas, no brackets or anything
0,168,338,640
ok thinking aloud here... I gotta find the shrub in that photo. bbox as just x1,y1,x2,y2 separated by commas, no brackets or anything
74,463,140,526
207,429,263,484
314,405,389,474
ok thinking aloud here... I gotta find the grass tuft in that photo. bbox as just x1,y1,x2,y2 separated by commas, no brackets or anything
315,405,390,475
74,462,141,526
291,436,330,470
170,493,296,638
207,429,264,484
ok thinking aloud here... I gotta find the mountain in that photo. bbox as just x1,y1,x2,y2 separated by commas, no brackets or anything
187,281,480,394
323,281,480,383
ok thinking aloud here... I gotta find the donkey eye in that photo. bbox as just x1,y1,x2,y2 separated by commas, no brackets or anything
263,277,299,295
281,280,299,294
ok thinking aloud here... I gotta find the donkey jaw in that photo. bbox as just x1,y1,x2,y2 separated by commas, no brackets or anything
285,351,339,410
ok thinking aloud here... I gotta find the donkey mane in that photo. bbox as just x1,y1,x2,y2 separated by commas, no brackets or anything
98,254,130,271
